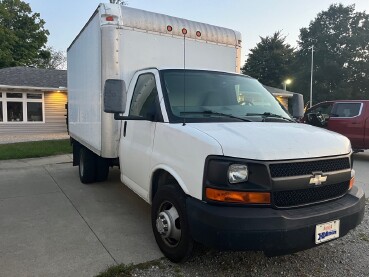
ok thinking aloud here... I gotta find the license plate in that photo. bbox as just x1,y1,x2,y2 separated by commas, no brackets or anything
315,220,340,244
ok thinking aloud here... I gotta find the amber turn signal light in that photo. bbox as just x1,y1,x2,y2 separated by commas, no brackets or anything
206,188,271,204
349,177,355,190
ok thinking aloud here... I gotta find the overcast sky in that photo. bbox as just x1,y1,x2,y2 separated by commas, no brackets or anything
26,0,368,65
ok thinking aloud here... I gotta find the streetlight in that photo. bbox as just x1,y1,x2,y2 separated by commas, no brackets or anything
310,45,314,108
283,79,292,91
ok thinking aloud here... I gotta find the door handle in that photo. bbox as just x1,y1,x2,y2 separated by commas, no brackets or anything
123,121,127,137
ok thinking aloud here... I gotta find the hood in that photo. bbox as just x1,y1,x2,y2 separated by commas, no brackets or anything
189,122,351,161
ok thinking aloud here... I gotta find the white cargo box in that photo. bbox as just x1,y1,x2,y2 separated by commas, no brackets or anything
67,3,242,158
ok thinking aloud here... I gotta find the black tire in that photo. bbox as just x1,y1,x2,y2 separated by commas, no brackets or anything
79,147,97,184
152,184,194,263
96,157,109,182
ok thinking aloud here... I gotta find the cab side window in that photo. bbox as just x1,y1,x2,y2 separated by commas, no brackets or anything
331,103,362,118
129,73,162,121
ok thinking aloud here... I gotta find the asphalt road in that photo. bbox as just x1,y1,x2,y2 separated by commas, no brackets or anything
0,152,368,276
352,151,369,196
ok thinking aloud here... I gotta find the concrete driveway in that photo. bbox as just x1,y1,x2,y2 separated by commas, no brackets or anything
0,155,162,277
0,152,368,276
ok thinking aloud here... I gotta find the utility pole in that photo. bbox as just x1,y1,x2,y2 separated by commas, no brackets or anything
310,45,314,108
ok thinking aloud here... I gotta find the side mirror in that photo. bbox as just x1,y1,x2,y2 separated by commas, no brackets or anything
103,79,127,113
292,93,304,119
307,113,325,127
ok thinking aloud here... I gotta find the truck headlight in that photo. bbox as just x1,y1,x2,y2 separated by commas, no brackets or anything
228,164,248,184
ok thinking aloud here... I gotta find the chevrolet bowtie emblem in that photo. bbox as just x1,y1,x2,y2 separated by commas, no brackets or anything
309,173,327,186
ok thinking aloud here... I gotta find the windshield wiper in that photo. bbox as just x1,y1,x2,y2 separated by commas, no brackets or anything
245,112,295,122
180,110,252,122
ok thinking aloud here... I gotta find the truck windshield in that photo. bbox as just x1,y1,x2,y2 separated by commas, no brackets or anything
160,70,292,123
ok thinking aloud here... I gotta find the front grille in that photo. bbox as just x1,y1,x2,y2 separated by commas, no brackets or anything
273,181,350,208
269,158,350,178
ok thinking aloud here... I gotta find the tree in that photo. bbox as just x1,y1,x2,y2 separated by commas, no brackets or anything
0,0,50,68
292,4,369,103
38,47,66,70
241,31,295,88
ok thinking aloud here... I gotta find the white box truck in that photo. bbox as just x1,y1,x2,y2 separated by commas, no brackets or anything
68,3,365,262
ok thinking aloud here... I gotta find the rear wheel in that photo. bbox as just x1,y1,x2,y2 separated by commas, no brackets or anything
152,184,194,263
96,157,109,182
79,147,97,184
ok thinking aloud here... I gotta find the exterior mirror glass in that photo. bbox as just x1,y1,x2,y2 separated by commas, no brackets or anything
292,93,304,119
104,79,127,113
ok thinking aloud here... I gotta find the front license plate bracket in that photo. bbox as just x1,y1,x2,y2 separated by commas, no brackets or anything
315,220,340,244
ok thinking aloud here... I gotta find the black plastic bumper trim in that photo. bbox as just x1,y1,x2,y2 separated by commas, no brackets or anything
186,186,365,255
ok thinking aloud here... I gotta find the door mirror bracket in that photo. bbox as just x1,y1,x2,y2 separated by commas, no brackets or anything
113,114,148,121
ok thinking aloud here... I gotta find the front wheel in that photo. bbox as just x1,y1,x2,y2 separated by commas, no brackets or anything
151,184,194,263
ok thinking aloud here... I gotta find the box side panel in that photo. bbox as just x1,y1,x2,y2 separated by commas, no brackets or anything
119,29,237,86
67,14,102,154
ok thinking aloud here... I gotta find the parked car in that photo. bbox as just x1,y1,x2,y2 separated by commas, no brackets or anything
304,100,369,151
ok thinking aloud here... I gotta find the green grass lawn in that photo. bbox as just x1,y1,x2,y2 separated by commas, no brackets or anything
0,139,72,160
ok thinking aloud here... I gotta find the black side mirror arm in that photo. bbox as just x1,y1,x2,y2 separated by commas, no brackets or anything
113,114,148,121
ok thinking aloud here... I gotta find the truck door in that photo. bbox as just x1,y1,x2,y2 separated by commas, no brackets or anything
120,72,164,200
328,102,365,149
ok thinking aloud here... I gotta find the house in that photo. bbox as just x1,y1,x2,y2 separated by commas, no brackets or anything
0,67,67,135
264,85,296,110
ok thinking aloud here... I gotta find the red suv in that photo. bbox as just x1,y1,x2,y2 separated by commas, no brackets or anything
304,100,369,151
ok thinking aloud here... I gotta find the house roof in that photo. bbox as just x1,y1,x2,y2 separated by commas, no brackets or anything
0,67,67,90
263,85,296,97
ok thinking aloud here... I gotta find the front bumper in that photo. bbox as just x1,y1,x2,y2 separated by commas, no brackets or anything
186,186,365,256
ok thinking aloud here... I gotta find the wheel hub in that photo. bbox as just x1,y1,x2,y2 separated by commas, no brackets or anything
156,201,182,247
156,211,171,238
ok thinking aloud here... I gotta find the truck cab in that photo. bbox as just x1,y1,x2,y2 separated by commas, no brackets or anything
103,68,364,262
304,100,369,151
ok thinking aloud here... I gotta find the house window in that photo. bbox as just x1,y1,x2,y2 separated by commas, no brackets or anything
7,93,22,98
27,93,42,99
0,92,44,123
27,102,43,121
7,102,23,122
